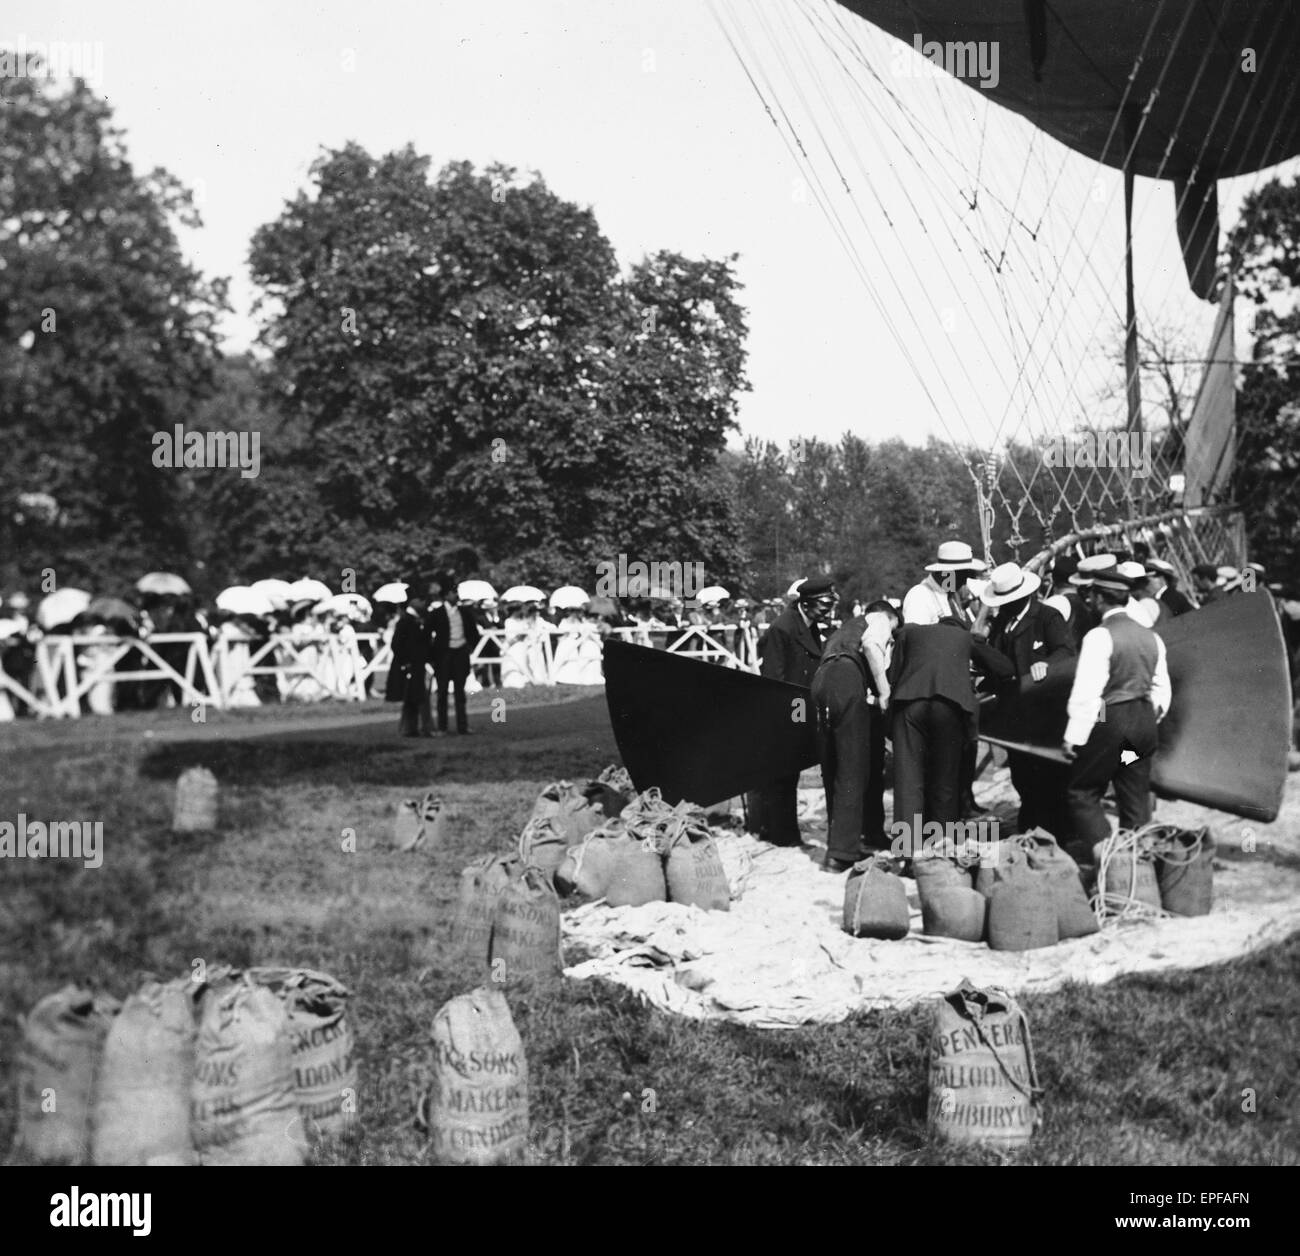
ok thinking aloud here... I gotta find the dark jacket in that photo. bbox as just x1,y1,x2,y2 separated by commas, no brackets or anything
429,603,480,657
1158,586,1194,617
987,600,1074,680
390,609,433,670
888,618,1014,718
759,604,824,689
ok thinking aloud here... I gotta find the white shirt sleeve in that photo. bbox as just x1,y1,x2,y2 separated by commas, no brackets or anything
902,583,941,625
1064,625,1113,746
1042,593,1072,622
1150,635,1171,721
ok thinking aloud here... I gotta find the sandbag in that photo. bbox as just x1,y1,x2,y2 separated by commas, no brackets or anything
987,865,1059,951
1019,829,1099,939
664,818,730,912
920,886,987,942
250,968,356,1141
1094,836,1163,917
392,791,447,852
531,780,604,844
928,980,1041,1148
450,852,522,963
425,986,529,1165
173,766,218,833
555,824,667,906
591,764,634,817
15,986,119,1164
93,980,198,1166
517,815,579,882
842,856,910,940
191,979,304,1166
974,840,1028,897
490,866,564,982
1153,826,1214,917
913,854,974,895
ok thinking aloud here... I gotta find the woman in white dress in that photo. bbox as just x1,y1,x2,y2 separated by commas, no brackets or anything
501,601,550,687
217,615,263,707
551,609,605,686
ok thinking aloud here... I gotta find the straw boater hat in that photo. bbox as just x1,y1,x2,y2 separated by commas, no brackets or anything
1071,554,1140,595
1115,560,1150,587
1145,557,1178,582
925,540,988,573
979,562,1041,607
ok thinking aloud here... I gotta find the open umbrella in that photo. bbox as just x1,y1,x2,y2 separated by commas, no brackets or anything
697,585,731,604
251,578,295,609
502,585,545,603
458,579,497,602
315,593,372,622
37,588,92,630
215,586,275,616
86,596,139,630
136,572,191,597
288,578,332,604
549,586,590,611
373,582,409,604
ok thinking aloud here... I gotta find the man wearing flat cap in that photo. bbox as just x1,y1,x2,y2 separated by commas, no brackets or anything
1061,561,1171,853
978,562,1075,836
746,575,837,846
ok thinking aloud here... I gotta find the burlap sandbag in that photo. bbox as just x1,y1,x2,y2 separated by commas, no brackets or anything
425,986,529,1166
490,866,564,982
920,886,988,942
450,852,522,964
928,980,1042,1148
531,780,604,844
191,978,304,1166
15,986,120,1164
1019,829,1099,939
1153,826,1214,917
987,863,1059,951
974,840,1028,897
555,824,667,906
1094,837,1162,915
591,764,634,817
93,980,198,1166
913,856,974,894
842,856,910,940
664,813,730,912
517,815,579,882
392,791,447,852
250,968,356,1141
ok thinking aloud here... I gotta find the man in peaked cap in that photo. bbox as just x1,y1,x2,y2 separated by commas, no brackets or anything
902,540,989,626
745,575,837,846
978,562,1075,837
1144,558,1193,618
1061,563,1171,853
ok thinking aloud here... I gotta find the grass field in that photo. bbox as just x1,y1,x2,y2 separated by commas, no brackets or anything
2,691,1297,1166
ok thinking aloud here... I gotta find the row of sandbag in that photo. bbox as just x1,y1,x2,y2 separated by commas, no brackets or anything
420,976,1045,1164
1092,824,1215,920
13,966,355,1166
522,782,731,911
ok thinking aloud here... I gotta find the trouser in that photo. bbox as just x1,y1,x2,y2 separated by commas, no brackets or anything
399,666,432,736
1007,750,1071,839
1066,699,1159,849
891,696,967,831
435,647,471,732
812,660,886,863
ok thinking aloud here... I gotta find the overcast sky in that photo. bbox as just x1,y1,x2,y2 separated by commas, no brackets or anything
8,0,1295,453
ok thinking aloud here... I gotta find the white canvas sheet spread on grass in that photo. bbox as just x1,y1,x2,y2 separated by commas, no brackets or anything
561,781,1300,1028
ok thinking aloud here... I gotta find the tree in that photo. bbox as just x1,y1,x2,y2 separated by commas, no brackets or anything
0,66,227,593
248,147,748,590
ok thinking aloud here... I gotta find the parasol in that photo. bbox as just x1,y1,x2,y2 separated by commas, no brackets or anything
315,593,373,621
457,580,498,602
502,585,545,603
136,572,191,597
549,586,590,611
373,582,409,604
215,586,275,616
251,578,295,609
36,588,92,630
288,578,332,605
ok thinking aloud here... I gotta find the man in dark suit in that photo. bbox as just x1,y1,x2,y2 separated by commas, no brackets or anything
746,576,836,846
390,587,433,737
888,616,1014,836
977,562,1075,837
1145,558,1194,617
429,585,480,735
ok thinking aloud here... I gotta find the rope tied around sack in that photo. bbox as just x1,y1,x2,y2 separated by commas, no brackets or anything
621,787,708,855
1092,824,1171,926
955,984,1044,1115
1144,823,1211,867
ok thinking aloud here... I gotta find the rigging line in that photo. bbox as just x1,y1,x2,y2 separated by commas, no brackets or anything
709,2,953,427
819,3,1044,240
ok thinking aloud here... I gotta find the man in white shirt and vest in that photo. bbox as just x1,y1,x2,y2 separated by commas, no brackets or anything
1061,563,1171,851
902,540,988,626
430,585,480,735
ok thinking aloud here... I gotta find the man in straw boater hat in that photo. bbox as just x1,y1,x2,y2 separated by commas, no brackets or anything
745,575,838,846
1061,557,1171,854
976,561,1075,838
902,540,988,626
